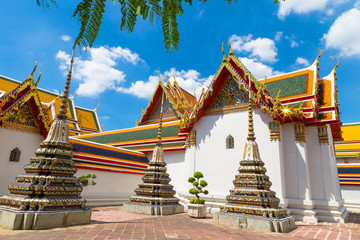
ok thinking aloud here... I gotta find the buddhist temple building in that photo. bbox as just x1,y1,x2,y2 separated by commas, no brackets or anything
76,46,348,223
0,44,355,223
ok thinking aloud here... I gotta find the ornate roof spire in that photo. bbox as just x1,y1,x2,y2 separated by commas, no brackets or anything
35,70,42,87
222,43,227,63
333,57,339,76
228,37,234,57
29,61,37,80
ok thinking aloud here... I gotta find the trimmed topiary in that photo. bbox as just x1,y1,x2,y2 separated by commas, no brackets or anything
79,173,97,187
188,171,209,204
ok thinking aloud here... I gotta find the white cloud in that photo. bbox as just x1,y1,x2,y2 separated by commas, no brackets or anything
56,46,144,97
274,31,283,41
278,0,328,19
295,57,310,66
198,9,205,19
355,1,360,9
61,35,71,42
240,57,284,79
290,40,299,48
323,8,360,57
277,0,350,19
230,34,278,63
116,68,213,99
326,9,335,16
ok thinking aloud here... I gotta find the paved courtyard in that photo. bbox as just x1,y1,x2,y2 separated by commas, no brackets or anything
0,206,359,240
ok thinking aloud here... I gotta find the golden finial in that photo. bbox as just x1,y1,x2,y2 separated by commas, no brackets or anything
29,61,38,80
228,37,234,56
173,72,177,84
201,78,204,86
334,57,339,76
193,89,197,99
316,48,322,65
95,101,99,110
101,125,104,132
158,70,162,82
263,76,267,86
222,43,227,62
35,70,42,86
73,88,79,98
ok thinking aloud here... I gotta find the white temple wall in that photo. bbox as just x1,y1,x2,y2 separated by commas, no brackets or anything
163,151,187,194
340,185,360,213
0,128,43,196
177,109,276,200
306,126,326,201
76,169,143,206
282,123,300,199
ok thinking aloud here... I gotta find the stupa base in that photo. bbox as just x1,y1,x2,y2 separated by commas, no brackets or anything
123,202,184,215
0,207,91,230
213,211,296,233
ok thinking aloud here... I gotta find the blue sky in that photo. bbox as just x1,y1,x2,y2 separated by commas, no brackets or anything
1,0,360,131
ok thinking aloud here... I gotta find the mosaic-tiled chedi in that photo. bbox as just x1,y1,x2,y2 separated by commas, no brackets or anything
220,97,289,219
128,94,180,207
0,51,86,212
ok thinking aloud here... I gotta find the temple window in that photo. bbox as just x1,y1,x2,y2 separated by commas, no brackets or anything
226,135,234,149
344,158,349,164
9,147,21,162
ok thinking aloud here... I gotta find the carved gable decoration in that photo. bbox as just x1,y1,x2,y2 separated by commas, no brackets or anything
205,76,249,115
1,103,41,134
146,96,177,123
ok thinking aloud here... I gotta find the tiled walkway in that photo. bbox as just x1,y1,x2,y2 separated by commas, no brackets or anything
0,206,359,240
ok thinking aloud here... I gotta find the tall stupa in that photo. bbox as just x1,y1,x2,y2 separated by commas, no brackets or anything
213,80,296,233
0,49,91,230
123,89,184,215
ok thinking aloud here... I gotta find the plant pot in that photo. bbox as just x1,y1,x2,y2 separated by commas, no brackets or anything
187,203,207,218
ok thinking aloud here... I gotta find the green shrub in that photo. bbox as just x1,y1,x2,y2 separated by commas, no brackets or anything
188,171,209,204
79,173,97,187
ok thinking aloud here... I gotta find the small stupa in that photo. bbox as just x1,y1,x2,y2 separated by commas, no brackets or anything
213,81,296,233
0,49,91,230
123,90,184,215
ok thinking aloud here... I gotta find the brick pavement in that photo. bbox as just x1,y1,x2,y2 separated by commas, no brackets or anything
0,206,358,240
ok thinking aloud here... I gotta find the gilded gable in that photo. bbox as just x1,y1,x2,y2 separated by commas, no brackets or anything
204,76,249,115
1,103,41,134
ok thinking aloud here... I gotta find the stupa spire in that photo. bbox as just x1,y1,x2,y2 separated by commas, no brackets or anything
156,92,164,146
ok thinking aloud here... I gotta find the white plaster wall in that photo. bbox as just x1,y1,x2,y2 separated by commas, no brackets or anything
183,109,276,199
76,169,143,206
0,128,43,195
340,186,360,212
163,151,186,194
306,126,326,200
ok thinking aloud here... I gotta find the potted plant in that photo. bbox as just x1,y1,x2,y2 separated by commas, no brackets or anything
187,171,209,218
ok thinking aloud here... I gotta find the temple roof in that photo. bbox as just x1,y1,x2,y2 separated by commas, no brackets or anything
137,78,195,126
178,47,341,133
0,69,49,137
73,120,185,152
0,72,101,135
